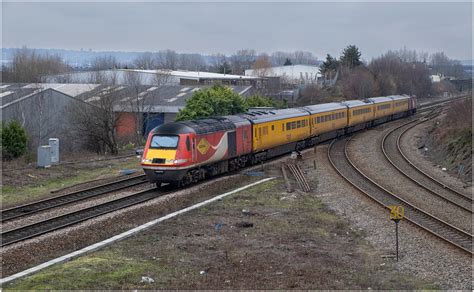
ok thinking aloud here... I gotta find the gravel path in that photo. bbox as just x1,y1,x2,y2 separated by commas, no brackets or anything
300,143,471,289
347,125,472,233
401,117,472,195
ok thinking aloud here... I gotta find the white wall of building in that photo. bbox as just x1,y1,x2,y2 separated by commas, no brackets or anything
245,65,321,84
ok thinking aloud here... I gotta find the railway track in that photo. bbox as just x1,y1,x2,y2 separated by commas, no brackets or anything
1,174,148,222
1,188,163,247
328,137,473,255
382,114,472,214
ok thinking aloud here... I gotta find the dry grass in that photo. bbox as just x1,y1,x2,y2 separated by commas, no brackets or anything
5,179,438,290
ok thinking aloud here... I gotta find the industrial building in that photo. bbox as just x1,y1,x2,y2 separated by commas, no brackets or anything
245,64,321,85
48,69,266,88
1,83,254,152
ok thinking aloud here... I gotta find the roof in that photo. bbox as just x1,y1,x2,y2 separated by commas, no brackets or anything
72,84,253,113
390,95,409,101
0,83,88,109
125,69,261,80
240,108,309,124
341,100,374,108
303,102,347,114
0,83,253,113
368,97,393,104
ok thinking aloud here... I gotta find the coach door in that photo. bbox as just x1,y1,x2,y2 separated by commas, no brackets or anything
228,131,237,158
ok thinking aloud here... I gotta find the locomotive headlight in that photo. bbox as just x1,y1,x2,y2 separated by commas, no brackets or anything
142,158,152,163
173,159,188,164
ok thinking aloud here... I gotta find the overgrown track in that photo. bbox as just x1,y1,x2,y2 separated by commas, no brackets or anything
1,188,163,247
382,114,472,214
1,174,148,222
328,137,473,255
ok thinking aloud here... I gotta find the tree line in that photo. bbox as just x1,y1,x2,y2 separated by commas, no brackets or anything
303,45,466,103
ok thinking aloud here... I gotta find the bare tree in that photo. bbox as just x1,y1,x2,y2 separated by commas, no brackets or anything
230,49,256,75
251,54,273,77
68,87,121,154
134,52,156,69
3,46,69,83
178,53,206,71
342,67,377,99
90,55,118,70
152,70,172,86
156,49,178,70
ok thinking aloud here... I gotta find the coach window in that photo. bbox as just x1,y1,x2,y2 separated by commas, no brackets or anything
271,125,274,131
286,122,291,130
297,120,301,128
291,121,296,129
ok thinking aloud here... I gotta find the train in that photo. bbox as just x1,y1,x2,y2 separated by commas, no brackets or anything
141,94,417,186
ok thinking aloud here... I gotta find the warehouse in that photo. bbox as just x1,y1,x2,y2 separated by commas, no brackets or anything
1,83,254,152
1,83,100,152
245,64,321,85
48,69,265,88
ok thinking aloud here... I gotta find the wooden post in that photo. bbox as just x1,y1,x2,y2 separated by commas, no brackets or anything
281,163,292,193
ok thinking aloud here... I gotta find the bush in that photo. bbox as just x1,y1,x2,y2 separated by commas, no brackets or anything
1,121,28,160
176,85,248,121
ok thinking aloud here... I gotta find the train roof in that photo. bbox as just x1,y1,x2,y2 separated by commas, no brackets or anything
368,96,393,104
151,117,235,135
240,108,308,124
341,99,374,108
303,102,347,114
223,115,251,127
389,95,409,101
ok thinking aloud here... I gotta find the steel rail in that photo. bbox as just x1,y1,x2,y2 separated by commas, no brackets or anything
328,137,473,255
1,174,148,222
381,115,472,214
397,120,472,201
1,188,163,247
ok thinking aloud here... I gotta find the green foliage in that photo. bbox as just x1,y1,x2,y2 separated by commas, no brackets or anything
245,95,275,108
283,58,293,66
245,95,287,109
176,85,248,121
1,120,28,160
320,54,339,75
340,45,362,69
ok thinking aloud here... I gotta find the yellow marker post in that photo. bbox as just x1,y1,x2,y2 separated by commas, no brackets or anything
389,205,404,261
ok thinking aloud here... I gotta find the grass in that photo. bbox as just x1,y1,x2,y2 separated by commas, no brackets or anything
1,159,140,207
5,179,439,290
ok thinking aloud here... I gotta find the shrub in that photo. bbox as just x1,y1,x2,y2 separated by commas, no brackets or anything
1,121,28,160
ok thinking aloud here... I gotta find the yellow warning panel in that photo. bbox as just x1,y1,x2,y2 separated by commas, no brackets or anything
389,205,404,221
197,138,210,155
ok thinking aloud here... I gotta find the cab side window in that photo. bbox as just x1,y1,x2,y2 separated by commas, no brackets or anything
186,137,191,151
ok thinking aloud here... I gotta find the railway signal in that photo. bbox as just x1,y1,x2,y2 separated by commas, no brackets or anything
389,205,404,261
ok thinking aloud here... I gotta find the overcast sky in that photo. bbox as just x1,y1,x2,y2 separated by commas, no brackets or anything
2,1,472,60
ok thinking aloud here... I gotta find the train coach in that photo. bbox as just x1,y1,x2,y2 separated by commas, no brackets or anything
141,94,416,186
